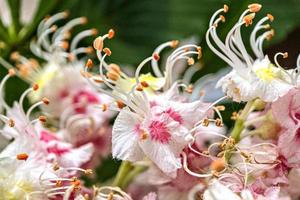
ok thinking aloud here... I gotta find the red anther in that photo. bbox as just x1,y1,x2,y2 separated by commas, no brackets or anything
153,53,160,61
33,83,39,91
141,81,149,88
42,97,50,105
116,100,125,109
39,116,47,123
17,153,29,161
136,85,144,91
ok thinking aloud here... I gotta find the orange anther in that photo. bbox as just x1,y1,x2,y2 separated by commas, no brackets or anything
8,68,16,76
109,63,121,74
106,71,120,81
86,59,94,68
103,48,112,56
267,14,274,22
243,13,256,26
223,4,229,13
108,29,115,39
248,3,262,13
171,40,179,48
8,119,15,127
80,17,88,24
101,104,107,112
210,158,225,172
93,37,103,51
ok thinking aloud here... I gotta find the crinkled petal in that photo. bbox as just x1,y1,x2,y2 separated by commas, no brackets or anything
112,109,144,162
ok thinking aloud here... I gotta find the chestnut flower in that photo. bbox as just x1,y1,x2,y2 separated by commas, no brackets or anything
206,4,293,102
83,31,222,176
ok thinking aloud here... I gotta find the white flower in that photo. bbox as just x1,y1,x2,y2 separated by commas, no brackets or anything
206,4,293,102
203,180,253,200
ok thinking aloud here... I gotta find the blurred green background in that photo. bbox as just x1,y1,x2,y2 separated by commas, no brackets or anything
0,0,299,184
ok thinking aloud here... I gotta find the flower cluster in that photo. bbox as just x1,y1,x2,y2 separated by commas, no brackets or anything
0,3,300,200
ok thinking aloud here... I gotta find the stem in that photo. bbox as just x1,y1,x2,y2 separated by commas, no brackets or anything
230,100,255,142
112,161,133,188
121,165,147,189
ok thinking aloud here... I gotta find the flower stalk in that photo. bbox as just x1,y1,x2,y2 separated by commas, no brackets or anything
230,100,256,142
112,161,134,188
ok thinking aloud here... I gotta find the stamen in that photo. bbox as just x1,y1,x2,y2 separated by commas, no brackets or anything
26,97,49,119
0,69,16,110
182,152,213,178
70,29,98,51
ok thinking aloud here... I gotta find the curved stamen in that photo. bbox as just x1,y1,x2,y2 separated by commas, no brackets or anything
38,12,68,36
53,17,87,43
19,85,38,114
70,29,98,51
206,26,234,67
151,40,176,77
182,152,213,178
0,70,15,110
250,17,270,58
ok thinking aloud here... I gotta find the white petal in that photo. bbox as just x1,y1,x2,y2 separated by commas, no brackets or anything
112,109,144,162
139,140,181,176
203,181,241,200
59,143,94,167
